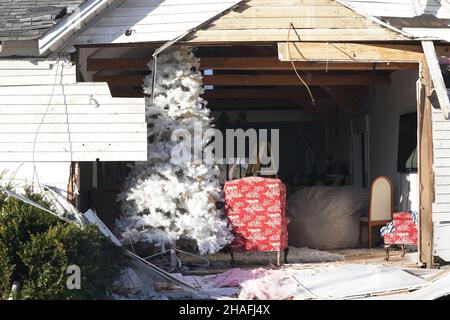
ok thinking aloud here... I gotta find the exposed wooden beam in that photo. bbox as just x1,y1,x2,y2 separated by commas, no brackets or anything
88,58,149,71
418,59,435,268
107,86,329,102
202,88,326,100
87,57,417,72
108,85,144,98
422,41,450,119
93,74,148,86
93,73,389,87
207,99,302,111
279,42,450,63
203,74,390,86
201,58,416,71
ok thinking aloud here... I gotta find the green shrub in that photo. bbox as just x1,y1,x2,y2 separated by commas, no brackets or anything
0,190,126,300
0,242,14,298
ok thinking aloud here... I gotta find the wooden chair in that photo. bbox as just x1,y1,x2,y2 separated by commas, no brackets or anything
360,176,394,248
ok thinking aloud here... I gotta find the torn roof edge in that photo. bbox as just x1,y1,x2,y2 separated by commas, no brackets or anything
335,0,415,39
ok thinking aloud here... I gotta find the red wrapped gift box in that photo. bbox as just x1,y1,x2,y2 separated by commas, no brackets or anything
393,212,415,221
224,177,288,252
384,231,418,245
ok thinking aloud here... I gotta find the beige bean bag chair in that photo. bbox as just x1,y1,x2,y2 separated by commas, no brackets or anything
286,186,369,250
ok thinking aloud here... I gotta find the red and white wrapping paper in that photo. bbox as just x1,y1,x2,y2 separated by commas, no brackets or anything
224,177,288,252
384,212,418,245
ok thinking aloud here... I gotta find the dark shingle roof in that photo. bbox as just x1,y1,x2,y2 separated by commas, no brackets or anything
0,0,86,41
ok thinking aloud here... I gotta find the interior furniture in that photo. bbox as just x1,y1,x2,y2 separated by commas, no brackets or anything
224,177,289,266
360,176,394,248
383,212,418,261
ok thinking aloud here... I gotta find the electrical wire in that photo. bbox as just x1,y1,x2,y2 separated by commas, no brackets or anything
286,23,316,106
32,55,61,192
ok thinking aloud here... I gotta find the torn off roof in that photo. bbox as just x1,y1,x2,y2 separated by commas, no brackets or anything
0,0,86,41
340,0,450,42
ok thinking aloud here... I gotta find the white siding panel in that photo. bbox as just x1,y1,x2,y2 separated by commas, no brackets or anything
0,75,76,86
0,142,146,153
0,68,77,77
0,95,143,105
0,162,71,195
73,0,241,45
432,130,450,140
0,133,146,143
431,90,450,261
0,83,112,95
0,105,144,114
434,149,450,158
0,60,55,70
0,59,147,164
432,203,450,213
0,123,147,133
0,152,147,162
0,114,145,124
433,158,450,167
436,185,450,194
434,223,450,261
434,166,450,176
435,176,450,186
435,193,450,203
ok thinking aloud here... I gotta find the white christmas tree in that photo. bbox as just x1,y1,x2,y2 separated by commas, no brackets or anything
116,47,233,255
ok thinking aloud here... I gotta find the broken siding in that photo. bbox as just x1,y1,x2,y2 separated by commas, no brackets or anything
341,0,450,19
0,162,71,196
340,0,450,41
431,100,450,261
0,59,147,163
73,0,241,45
187,0,407,42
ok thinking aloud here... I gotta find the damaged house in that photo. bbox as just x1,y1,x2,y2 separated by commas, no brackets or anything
1,0,450,278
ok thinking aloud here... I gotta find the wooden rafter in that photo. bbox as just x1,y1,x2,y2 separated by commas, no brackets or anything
203,74,389,86
88,58,148,71
107,87,329,104
206,99,302,111
422,41,450,119
200,58,415,71
93,73,390,87
202,88,326,100
278,42,450,63
87,57,417,72
93,74,148,86
418,59,434,268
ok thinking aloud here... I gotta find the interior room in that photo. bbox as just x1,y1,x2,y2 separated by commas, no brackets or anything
202,45,419,253
79,44,421,257
205,68,420,252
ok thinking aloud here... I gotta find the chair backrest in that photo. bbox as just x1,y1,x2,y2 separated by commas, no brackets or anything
369,176,393,222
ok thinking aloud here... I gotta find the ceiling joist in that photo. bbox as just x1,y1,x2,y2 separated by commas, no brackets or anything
87,57,417,72
93,73,390,87
203,74,390,86
278,42,450,63
202,88,326,100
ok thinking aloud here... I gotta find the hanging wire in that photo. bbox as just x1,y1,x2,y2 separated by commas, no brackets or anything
286,22,316,106
32,54,62,192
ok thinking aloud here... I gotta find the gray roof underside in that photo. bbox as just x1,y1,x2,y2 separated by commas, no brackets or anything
0,0,85,41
